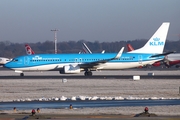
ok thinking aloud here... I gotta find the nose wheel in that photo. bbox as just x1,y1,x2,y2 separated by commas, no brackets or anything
20,73,24,77
84,71,92,76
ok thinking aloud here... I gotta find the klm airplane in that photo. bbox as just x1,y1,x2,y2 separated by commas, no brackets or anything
4,22,170,76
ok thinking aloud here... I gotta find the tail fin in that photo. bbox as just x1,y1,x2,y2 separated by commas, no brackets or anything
25,44,35,55
128,22,170,54
127,44,134,52
82,43,92,54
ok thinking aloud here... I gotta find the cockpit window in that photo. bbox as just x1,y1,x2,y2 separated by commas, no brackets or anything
13,59,18,62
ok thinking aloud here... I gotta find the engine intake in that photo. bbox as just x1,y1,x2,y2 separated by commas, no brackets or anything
59,65,80,74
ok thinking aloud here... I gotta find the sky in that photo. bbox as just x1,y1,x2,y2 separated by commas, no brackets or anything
0,0,180,43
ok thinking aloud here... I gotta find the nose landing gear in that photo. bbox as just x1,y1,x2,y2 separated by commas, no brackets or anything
20,73,24,77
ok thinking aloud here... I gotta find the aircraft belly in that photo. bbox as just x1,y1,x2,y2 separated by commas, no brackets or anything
13,64,63,71
98,60,159,70
99,62,139,69
32,64,64,71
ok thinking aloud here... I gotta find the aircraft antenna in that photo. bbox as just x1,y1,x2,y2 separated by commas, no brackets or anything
51,29,58,54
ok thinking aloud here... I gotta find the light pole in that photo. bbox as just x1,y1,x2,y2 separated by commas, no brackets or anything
51,29,58,54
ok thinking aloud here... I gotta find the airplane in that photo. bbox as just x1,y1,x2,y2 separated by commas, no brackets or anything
4,22,170,76
127,43,180,68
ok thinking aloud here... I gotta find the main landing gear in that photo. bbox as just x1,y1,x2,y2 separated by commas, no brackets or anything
20,73,24,77
84,71,92,76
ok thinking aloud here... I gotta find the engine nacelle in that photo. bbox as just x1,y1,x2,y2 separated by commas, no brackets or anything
59,65,81,74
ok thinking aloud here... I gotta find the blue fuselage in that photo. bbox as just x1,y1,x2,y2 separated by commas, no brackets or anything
4,53,163,72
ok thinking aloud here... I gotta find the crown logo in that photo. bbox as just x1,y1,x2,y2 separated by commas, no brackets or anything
153,37,160,41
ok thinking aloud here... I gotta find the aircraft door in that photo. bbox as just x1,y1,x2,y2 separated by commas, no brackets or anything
24,56,29,65
138,55,142,64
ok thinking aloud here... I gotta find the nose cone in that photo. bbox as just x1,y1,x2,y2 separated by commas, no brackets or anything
4,62,11,68
4,62,8,68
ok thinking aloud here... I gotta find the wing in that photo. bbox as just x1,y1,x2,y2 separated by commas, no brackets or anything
79,47,124,68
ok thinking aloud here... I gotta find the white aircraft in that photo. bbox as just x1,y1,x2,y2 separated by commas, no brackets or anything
0,57,11,66
4,22,170,76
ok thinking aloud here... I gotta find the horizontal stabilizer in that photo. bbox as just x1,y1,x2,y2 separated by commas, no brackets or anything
151,51,175,58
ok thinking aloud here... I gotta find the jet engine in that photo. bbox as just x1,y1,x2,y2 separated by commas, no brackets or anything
59,65,81,74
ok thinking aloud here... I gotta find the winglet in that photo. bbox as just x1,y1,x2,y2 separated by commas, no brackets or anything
114,47,124,59
101,50,105,54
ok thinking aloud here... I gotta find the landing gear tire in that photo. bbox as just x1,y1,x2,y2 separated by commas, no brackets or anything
20,73,24,77
176,65,179,68
84,71,92,76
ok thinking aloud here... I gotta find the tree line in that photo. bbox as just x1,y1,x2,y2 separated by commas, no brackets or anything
0,39,179,58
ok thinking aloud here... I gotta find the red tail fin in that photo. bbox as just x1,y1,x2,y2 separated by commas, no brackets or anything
127,44,134,52
25,44,35,55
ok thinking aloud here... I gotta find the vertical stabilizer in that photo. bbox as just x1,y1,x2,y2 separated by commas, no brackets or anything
127,44,134,52
25,44,35,55
129,22,170,54
82,43,92,54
